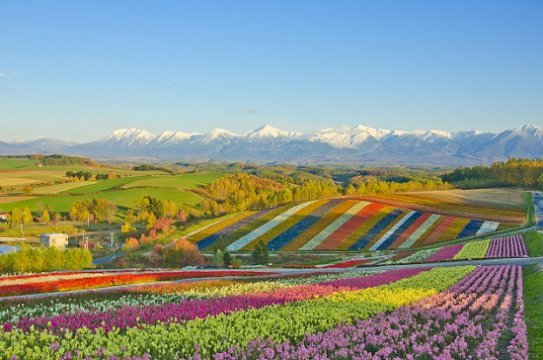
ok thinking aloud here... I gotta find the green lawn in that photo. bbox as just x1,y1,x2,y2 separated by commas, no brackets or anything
0,158,36,169
121,173,222,191
524,264,543,359
525,231,543,257
33,181,97,195
0,187,201,214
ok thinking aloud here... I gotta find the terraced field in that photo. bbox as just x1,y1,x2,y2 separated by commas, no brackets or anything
189,197,519,252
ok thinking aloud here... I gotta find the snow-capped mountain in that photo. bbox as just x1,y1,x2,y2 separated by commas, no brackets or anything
246,125,303,139
1,124,542,165
103,128,157,147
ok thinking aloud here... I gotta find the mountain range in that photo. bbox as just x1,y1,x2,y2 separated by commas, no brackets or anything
1,124,542,166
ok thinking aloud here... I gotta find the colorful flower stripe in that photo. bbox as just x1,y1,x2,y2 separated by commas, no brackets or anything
242,200,328,251
349,208,404,251
216,266,527,360
0,271,270,297
370,210,421,251
381,248,439,265
0,271,380,324
266,200,341,250
486,235,527,258
227,201,316,251
0,267,473,359
282,199,358,251
321,259,372,268
435,217,470,243
397,213,441,249
389,212,431,249
300,201,370,250
196,209,273,250
335,202,387,251
420,215,454,245
8,269,422,334
315,202,381,251
190,212,253,243
453,239,490,260
456,219,484,239
212,205,296,249
425,244,463,262
476,220,500,235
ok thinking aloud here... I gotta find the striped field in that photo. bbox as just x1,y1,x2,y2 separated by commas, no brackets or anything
189,197,518,252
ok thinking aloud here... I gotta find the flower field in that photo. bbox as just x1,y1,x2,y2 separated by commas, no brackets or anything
0,270,273,298
0,264,532,359
189,198,513,252
381,235,529,265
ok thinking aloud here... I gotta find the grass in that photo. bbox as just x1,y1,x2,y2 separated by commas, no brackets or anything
0,177,40,187
32,181,97,195
0,187,201,214
0,158,36,169
525,192,536,227
121,173,222,191
523,264,543,359
524,231,543,257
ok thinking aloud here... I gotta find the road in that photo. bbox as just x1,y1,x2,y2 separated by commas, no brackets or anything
93,253,123,265
2,256,542,302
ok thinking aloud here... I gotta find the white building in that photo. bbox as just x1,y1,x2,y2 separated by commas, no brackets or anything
40,233,69,250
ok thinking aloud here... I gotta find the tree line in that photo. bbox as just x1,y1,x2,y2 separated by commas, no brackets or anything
0,246,93,274
441,158,543,189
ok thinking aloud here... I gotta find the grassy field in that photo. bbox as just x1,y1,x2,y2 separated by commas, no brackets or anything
32,181,97,195
524,231,543,257
524,264,543,360
0,158,222,215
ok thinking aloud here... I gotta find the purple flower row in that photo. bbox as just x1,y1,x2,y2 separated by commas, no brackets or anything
486,235,528,258
211,265,528,360
425,244,463,262
8,269,426,334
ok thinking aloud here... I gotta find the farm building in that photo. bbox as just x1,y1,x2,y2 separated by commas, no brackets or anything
0,245,19,255
40,233,69,250
0,212,9,223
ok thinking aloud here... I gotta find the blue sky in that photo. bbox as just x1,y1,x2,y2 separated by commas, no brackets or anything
1,0,542,142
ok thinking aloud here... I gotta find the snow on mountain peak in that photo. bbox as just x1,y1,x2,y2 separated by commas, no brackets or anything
201,128,239,143
155,130,198,143
246,125,302,139
309,124,390,148
108,128,156,144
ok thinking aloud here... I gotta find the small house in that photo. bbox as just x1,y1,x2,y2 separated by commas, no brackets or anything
0,212,9,223
40,233,69,250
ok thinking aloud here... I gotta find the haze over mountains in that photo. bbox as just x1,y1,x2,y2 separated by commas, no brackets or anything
1,124,542,166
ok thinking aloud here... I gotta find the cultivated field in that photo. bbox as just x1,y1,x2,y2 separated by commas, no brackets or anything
188,196,522,252
0,264,537,359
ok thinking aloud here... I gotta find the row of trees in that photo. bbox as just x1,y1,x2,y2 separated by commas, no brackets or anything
65,171,119,181
69,198,117,223
200,173,340,216
0,246,93,274
344,177,453,195
441,158,543,189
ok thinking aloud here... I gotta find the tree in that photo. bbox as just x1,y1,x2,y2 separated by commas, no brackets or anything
223,250,232,267
252,240,269,265
40,209,51,224
123,237,140,251
163,200,178,218
213,249,224,267
146,213,157,230
162,238,204,268
21,208,33,225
